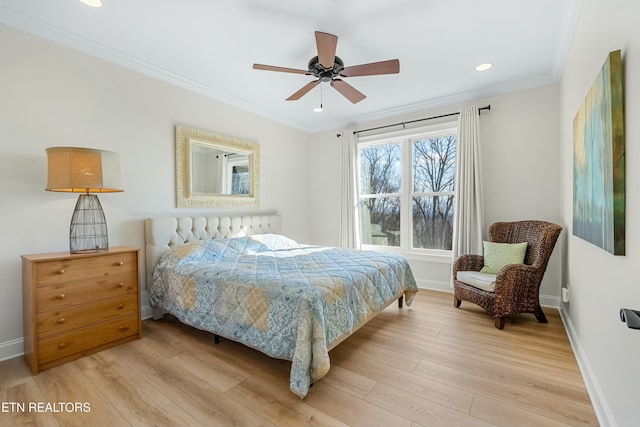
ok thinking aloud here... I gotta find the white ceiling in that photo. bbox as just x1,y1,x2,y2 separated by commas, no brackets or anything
0,0,581,133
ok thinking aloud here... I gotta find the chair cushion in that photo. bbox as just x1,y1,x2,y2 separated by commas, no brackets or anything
479,241,528,274
457,271,497,292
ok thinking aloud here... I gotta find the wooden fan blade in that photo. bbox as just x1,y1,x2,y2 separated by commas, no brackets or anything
331,79,366,104
315,31,338,69
286,80,320,101
253,64,311,75
341,59,400,77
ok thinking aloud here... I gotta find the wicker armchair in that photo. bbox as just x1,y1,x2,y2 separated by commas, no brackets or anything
453,220,562,329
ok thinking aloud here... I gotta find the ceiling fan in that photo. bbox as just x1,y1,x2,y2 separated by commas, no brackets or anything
253,31,400,104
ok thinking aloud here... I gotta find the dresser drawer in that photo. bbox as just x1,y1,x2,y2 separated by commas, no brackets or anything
36,293,138,337
37,314,139,365
35,271,137,312
34,252,137,287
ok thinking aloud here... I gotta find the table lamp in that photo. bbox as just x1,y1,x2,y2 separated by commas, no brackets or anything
45,147,123,253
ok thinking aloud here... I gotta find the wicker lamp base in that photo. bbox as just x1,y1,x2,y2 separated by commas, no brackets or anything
69,194,109,253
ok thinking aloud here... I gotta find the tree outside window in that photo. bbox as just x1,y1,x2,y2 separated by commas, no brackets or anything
358,129,456,252
359,142,402,246
412,135,456,250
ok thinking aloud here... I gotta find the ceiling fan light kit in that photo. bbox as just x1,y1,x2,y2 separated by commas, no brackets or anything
253,31,399,105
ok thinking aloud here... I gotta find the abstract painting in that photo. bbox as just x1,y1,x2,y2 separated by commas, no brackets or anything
573,49,625,255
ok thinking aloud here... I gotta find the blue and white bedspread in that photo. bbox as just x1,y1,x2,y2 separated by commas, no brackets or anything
150,234,418,398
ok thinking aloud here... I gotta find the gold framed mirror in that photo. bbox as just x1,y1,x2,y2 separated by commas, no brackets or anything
175,125,260,208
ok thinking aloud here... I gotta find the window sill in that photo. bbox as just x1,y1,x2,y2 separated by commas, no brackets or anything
403,251,453,264
361,245,453,264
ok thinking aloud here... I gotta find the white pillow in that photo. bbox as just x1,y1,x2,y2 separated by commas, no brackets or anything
249,234,300,250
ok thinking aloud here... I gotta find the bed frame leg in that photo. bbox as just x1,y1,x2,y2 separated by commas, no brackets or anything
214,334,220,344
398,295,404,308
152,308,165,320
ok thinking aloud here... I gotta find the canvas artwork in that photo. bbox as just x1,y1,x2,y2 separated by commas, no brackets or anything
573,49,625,255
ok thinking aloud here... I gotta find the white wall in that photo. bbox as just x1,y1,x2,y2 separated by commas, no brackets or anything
0,25,311,358
560,1,640,425
309,84,563,300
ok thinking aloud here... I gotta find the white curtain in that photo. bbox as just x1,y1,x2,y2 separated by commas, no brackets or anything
452,105,485,264
339,130,361,249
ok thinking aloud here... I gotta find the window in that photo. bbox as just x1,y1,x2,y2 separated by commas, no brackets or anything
221,154,250,195
230,165,249,194
358,124,457,253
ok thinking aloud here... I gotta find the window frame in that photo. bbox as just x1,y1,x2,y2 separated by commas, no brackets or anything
357,122,457,258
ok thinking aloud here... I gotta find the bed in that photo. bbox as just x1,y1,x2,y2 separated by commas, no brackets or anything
145,215,418,398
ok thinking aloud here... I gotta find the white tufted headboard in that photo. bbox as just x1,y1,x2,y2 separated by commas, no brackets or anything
144,215,281,284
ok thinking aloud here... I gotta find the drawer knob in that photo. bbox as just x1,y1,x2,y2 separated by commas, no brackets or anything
58,269,65,274
57,317,66,324
57,293,66,300
116,282,125,288
58,342,67,349
117,261,124,266
117,325,130,332
117,304,124,309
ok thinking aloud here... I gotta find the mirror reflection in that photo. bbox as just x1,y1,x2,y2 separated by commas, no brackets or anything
191,143,250,195
175,125,260,208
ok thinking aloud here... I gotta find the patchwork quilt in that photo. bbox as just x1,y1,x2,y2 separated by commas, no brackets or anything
150,234,418,397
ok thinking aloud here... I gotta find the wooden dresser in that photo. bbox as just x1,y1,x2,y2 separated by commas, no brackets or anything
22,246,141,373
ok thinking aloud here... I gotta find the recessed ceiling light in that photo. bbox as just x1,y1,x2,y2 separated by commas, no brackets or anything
80,0,103,7
475,63,493,72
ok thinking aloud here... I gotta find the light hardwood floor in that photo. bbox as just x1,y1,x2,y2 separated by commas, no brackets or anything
0,289,598,427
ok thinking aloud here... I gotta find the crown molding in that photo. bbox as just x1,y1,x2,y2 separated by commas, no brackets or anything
0,6,314,132
310,73,559,134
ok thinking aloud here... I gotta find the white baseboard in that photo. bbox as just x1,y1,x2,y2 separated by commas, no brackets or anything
559,303,614,427
540,294,560,309
415,278,451,292
0,338,24,362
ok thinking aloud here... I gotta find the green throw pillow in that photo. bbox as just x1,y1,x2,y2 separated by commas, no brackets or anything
479,241,528,274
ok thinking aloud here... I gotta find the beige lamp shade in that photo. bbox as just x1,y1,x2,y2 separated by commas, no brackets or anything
46,147,123,193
